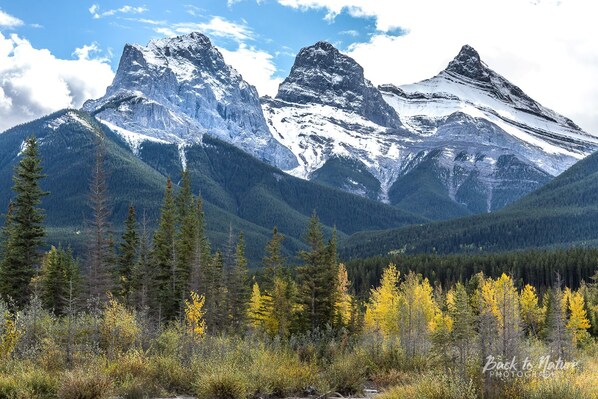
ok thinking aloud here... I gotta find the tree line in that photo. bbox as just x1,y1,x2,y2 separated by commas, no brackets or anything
1,138,597,343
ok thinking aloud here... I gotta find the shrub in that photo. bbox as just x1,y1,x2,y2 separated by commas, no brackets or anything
322,350,369,396
379,373,478,399
58,369,112,399
194,361,250,399
250,348,316,397
100,296,140,355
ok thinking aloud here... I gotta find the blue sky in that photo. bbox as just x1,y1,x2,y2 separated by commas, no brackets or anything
0,0,384,91
1,0,597,134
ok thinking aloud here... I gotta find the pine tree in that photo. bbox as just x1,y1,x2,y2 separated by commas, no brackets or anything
151,178,177,321
131,210,151,311
190,196,211,296
0,137,48,308
206,250,225,333
175,170,197,311
40,246,79,315
0,202,14,269
87,140,113,302
117,205,138,305
297,212,337,330
263,227,285,290
228,232,249,331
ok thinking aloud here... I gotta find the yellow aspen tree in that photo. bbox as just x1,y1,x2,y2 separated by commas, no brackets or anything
566,290,591,346
185,291,206,339
334,263,353,328
364,263,400,336
519,284,544,337
398,272,439,357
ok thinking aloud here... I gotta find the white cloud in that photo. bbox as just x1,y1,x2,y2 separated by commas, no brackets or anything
220,43,282,96
276,0,598,134
0,33,114,132
89,4,148,19
160,16,254,43
0,9,23,28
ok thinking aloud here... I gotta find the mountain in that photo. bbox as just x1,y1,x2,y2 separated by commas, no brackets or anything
340,146,598,259
0,110,425,263
263,43,598,218
82,32,297,170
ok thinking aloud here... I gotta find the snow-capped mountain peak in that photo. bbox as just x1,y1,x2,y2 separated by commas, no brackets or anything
83,32,297,170
445,44,490,82
275,41,401,128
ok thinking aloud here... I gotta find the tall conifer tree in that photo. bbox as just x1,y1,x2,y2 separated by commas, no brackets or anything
0,137,48,308
152,178,177,320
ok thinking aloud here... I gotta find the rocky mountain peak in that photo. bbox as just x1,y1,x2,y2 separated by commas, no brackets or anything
275,41,401,128
445,44,490,82
82,32,298,170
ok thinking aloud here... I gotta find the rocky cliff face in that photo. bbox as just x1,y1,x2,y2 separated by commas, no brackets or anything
276,41,401,128
83,32,297,170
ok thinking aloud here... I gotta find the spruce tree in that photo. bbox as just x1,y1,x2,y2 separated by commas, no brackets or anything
0,137,48,308
228,232,249,331
205,250,225,333
40,245,79,316
151,178,177,321
191,196,211,295
117,205,138,305
263,227,285,290
175,170,197,311
132,210,151,311
298,212,338,330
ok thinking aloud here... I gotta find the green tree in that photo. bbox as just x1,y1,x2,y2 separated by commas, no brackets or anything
151,177,177,321
0,137,48,308
190,196,211,295
40,245,80,315
175,170,197,310
297,212,338,330
117,205,138,305
263,227,285,290
228,232,249,331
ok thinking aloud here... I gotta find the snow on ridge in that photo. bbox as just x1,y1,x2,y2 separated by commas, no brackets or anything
99,119,170,155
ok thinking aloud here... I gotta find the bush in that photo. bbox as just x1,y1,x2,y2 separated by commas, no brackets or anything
322,350,369,396
58,369,112,399
194,361,251,399
250,347,316,397
379,373,478,399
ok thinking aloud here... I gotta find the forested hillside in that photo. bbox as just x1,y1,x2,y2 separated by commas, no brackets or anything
341,147,598,259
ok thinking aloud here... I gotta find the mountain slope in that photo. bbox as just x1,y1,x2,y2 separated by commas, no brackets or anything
0,110,425,263
340,147,598,259
264,43,597,218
